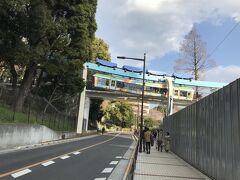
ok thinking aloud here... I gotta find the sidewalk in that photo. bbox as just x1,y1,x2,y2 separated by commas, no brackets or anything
134,147,211,180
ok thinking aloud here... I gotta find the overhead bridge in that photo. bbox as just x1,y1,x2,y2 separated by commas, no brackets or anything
86,89,196,106
76,60,228,134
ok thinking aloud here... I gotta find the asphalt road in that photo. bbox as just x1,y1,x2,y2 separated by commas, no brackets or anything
0,133,133,180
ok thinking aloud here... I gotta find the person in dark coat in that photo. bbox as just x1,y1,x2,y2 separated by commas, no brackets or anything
102,127,105,135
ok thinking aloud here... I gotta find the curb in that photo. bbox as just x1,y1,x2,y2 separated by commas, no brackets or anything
108,134,138,180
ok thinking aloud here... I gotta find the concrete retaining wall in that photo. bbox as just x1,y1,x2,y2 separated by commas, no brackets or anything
0,124,77,150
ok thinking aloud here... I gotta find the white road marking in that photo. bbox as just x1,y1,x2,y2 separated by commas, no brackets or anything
94,178,106,180
11,169,32,178
110,161,119,165
42,161,55,167
73,151,81,155
115,156,122,159
60,155,70,159
101,168,114,173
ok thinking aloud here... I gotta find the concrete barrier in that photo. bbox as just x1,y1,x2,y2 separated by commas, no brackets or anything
0,124,77,150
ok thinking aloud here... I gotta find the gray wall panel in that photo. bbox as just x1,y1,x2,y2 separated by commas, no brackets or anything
163,78,240,180
231,81,239,180
224,85,233,180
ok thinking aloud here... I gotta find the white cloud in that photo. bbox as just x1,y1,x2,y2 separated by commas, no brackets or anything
205,65,240,83
96,0,240,67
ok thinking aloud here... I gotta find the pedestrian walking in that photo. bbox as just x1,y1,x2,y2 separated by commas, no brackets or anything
142,127,147,152
157,129,164,152
101,127,105,135
144,127,151,154
164,132,171,152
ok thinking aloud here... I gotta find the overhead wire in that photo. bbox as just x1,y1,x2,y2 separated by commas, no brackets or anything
206,21,240,59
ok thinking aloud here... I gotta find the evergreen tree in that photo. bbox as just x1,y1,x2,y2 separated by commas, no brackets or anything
0,0,98,111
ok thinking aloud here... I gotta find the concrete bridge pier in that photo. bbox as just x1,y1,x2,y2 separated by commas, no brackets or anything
166,78,174,116
83,97,90,132
77,66,89,134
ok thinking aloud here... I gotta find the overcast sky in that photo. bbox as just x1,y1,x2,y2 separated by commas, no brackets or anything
96,0,240,83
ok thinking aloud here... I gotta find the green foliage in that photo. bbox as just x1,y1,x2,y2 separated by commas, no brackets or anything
103,101,134,128
144,118,154,128
91,37,111,61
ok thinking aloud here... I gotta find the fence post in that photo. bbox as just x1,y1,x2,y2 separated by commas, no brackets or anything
57,114,61,130
12,104,16,122
53,113,56,130
27,97,31,124
41,112,44,125
62,115,66,131
71,118,74,131
35,112,38,124
49,113,52,128
74,117,77,131
67,116,70,131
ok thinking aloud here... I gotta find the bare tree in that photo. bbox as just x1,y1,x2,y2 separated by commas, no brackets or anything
174,27,215,97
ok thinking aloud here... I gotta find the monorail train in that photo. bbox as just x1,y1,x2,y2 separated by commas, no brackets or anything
93,73,195,101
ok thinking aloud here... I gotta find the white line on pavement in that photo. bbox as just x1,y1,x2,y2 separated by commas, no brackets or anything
101,168,114,173
73,151,81,155
115,156,122,159
42,161,55,167
110,161,119,165
60,155,70,160
94,178,106,180
11,169,32,178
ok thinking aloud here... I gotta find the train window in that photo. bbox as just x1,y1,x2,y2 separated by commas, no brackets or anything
174,90,178,96
116,81,124,88
105,79,109,86
160,88,168,95
153,87,160,93
111,80,115,87
98,78,106,86
146,87,151,91
180,91,187,97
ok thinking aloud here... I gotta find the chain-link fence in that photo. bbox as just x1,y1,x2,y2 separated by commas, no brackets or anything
0,86,77,132
163,78,240,180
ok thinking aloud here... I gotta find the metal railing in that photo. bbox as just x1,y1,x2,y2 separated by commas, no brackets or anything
163,78,240,180
0,87,77,132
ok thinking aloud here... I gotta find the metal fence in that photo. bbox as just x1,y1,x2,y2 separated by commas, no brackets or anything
0,86,77,132
163,78,240,180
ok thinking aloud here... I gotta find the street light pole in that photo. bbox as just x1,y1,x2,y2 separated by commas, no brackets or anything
139,53,146,152
117,53,146,153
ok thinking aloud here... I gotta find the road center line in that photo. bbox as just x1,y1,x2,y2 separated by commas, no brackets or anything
11,169,32,178
0,134,120,178
41,161,55,167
